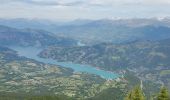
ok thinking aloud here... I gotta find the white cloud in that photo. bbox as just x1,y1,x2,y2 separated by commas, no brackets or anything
0,0,170,20
85,0,170,6
1,0,170,7
0,0,163,6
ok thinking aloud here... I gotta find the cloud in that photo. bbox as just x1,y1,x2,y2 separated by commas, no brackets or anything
0,0,170,20
27,0,86,6
2,0,170,7
85,0,170,6
0,0,85,6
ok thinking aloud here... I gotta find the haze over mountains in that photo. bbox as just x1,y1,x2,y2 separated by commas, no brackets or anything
1,18,170,45
0,25,77,47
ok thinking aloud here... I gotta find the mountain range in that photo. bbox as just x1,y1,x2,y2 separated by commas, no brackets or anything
1,18,170,45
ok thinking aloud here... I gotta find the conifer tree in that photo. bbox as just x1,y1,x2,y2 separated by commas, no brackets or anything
157,87,169,100
132,86,145,100
125,91,133,100
125,86,145,100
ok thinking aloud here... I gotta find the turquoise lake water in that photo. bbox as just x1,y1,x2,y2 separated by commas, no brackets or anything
11,47,119,80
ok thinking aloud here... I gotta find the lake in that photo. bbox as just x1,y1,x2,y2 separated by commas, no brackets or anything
10,46,120,80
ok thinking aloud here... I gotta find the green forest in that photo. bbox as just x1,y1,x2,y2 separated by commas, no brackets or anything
0,86,169,100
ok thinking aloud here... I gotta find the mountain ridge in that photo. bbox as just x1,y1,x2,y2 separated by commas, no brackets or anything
0,25,77,47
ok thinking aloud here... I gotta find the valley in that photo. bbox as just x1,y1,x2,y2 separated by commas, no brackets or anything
0,46,126,99
11,46,120,80
0,18,170,99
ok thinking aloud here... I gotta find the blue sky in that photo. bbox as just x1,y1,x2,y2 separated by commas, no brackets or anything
0,0,170,21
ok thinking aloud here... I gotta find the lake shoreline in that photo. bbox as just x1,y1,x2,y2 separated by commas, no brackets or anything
9,46,120,80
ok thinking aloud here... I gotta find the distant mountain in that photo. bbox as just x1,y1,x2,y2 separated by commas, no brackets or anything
0,25,77,47
52,20,170,44
0,18,61,30
1,18,170,45
0,18,92,31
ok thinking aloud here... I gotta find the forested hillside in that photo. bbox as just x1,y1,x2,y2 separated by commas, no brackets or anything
40,39,170,90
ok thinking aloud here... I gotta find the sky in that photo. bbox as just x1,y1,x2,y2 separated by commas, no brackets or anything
0,0,170,21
